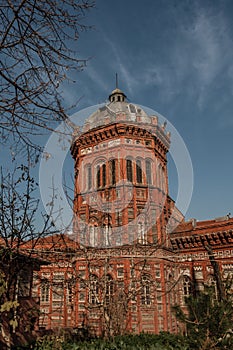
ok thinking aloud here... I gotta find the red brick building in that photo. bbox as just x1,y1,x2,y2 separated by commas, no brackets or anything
31,88,233,336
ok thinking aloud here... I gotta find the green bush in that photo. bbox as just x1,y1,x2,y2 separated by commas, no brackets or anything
28,332,188,350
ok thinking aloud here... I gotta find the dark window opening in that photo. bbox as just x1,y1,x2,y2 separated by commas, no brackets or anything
87,165,92,190
146,160,152,185
129,104,136,113
111,159,116,185
136,159,142,183
97,165,101,188
126,159,133,182
102,164,106,187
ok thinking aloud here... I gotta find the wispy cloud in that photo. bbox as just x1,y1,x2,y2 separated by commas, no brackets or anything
137,5,233,110
181,6,233,108
102,33,139,95
84,64,110,93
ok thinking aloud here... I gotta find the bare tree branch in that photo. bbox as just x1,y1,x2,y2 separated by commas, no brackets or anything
0,0,95,154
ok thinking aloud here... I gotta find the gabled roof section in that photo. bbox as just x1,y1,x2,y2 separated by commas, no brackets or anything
21,233,79,253
170,216,233,251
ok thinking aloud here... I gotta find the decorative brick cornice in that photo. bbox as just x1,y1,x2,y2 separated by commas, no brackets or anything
71,122,170,159
170,230,233,251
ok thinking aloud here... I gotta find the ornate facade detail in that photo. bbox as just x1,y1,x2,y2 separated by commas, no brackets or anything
28,87,233,335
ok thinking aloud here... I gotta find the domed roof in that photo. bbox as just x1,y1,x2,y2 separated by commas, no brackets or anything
82,89,153,133
109,88,125,95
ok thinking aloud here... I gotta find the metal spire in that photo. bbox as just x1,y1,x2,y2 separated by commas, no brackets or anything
116,73,118,89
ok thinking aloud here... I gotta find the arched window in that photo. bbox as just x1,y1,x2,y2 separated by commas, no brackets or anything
129,104,136,113
106,275,114,304
136,159,142,183
145,159,152,185
87,164,92,190
183,275,192,297
89,225,98,247
126,159,133,182
110,159,116,185
158,165,165,192
102,214,112,246
102,163,106,187
96,165,101,188
103,224,112,246
89,275,99,305
141,275,151,305
158,164,162,189
138,218,146,244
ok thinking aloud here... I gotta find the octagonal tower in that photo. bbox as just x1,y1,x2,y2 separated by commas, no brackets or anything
71,88,181,248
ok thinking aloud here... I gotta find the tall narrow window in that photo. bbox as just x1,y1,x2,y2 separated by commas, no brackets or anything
89,275,99,305
146,160,152,185
136,159,142,183
87,165,92,190
157,164,163,189
106,275,114,304
97,165,101,188
141,275,151,305
110,159,116,185
183,276,192,297
103,224,112,246
67,284,73,303
126,159,133,182
89,225,98,247
41,282,49,303
102,164,106,187
161,167,165,192
158,165,165,192
138,221,146,244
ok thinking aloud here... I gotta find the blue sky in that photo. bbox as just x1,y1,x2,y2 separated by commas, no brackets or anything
2,0,233,225
64,0,233,221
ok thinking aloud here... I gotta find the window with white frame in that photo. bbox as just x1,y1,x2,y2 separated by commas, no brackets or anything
103,224,112,246
183,275,192,297
138,217,146,244
141,275,151,305
105,275,114,304
41,282,49,303
89,274,99,305
89,223,98,247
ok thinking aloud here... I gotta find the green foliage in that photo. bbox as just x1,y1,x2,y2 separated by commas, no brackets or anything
30,332,188,350
0,300,19,312
0,270,6,296
0,270,19,330
173,285,233,350
33,335,65,350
